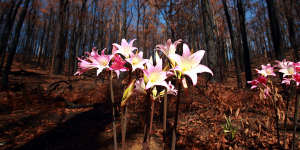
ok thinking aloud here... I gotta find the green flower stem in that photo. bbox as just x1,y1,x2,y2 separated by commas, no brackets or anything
121,70,132,150
284,83,296,148
172,79,182,150
143,92,151,150
148,97,155,143
163,89,168,147
292,90,300,150
110,71,118,150
121,105,127,150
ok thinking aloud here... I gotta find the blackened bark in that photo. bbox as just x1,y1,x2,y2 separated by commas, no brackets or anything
69,22,76,76
122,0,128,38
201,0,221,82
37,21,47,65
1,0,31,88
237,0,252,87
23,8,37,63
42,8,53,67
73,0,87,73
283,0,298,61
266,0,284,60
222,0,242,88
51,0,69,74
0,0,22,71
136,0,141,48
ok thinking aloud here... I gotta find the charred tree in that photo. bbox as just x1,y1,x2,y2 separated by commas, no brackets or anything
51,0,69,75
237,0,252,87
122,0,128,38
266,0,284,60
201,0,221,81
0,0,22,71
222,0,242,88
283,0,298,61
1,0,31,88
73,0,87,73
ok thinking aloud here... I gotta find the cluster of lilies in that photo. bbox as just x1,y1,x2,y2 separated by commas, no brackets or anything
75,39,213,97
74,38,213,150
248,60,300,98
247,59,299,148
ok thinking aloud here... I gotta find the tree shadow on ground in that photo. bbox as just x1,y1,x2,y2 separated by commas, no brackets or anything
15,104,112,150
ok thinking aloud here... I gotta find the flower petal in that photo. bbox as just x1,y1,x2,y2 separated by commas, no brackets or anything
129,39,136,46
191,50,205,63
184,71,198,86
195,64,214,76
182,43,191,57
121,39,128,46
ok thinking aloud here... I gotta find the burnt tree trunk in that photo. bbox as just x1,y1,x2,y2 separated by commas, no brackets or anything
37,21,47,65
222,0,242,88
0,0,22,71
237,0,252,87
283,0,298,61
201,0,221,82
51,0,69,75
73,0,87,73
266,0,284,60
136,0,141,48
1,0,31,88
121,0,128,38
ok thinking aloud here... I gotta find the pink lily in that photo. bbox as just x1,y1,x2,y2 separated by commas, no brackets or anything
135,78,146,94
126,51,148,72
282,78,292,86
277,61,297,77
247,76,267,89
293,73,300,86
166,81,178,95
263,87,271,99
143,52,169,89
110,54,128,78
256,64,276,77
112,39,137,58
156,39,182,64
75,48,112,76
283,73,300,86
295,62,300,72
275,59,289,69
247,80,259,89
74,57,96,75
171,43,213,86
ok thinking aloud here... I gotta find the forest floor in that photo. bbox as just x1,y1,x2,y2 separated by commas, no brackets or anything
0,58,299,150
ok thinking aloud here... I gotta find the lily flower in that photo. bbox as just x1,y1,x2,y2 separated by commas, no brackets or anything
126,51,148,72
135,78,146,94
156,39,182,66
143,52,169,89
247,80,259,89
282,77,292,86
75,48,112,76
263,87,271,99
277,61,297,77
275,59,289,69
247,76,267,89
295,62,300,72
110,54,128,78
256,64,276,77
282,73,300,86
112,39,137,58
293,73,300,86
171,43,213,86
166,81,178,95
74,57,96,75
